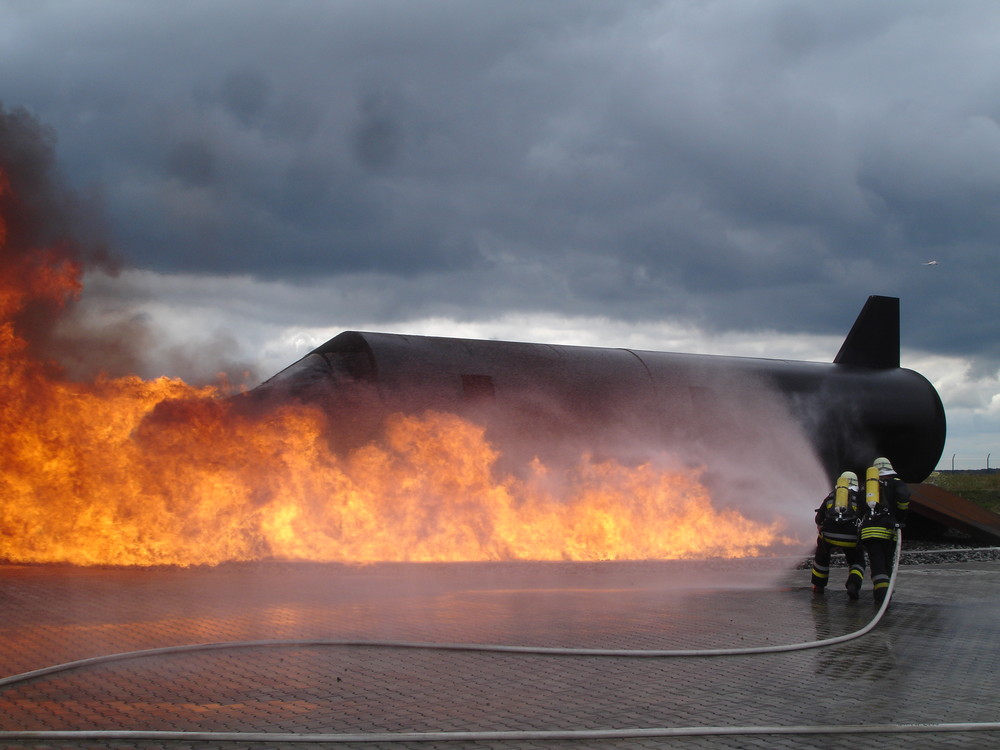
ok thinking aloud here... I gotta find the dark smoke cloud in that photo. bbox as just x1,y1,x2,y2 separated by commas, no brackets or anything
0,103,253,385
0,104,116,363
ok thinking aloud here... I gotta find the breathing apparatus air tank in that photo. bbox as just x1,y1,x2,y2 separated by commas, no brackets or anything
834,474,851,519
865,465,880,513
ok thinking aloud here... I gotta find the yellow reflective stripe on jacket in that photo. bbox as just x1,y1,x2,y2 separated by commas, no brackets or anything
826,538,859,548
860,526,896,541
821,532,859,547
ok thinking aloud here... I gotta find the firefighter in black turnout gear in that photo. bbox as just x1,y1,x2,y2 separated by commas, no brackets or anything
811,471,865,599
859,457,910,606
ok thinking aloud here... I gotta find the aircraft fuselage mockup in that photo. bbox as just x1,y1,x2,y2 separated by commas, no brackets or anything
255,296,945,484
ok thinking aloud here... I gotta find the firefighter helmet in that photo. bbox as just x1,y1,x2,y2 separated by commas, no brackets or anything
840,470,858,489
873,457,893,473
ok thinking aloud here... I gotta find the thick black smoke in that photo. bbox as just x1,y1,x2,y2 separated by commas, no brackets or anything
0,104,253,386
0,104,120,371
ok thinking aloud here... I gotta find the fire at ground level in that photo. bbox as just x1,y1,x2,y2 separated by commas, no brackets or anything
2,480,993,568
2,553,1000,749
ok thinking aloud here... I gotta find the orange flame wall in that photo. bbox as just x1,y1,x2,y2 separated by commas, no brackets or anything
0,364,795,566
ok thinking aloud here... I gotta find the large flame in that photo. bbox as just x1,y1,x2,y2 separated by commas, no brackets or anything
0,167,796,566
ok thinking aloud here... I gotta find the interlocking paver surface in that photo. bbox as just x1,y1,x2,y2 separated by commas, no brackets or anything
1,557,999,748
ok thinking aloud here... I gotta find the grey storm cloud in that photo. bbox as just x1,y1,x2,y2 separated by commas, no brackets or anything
2,0,999,360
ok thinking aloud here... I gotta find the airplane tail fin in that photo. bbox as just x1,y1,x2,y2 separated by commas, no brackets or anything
833,296,899,369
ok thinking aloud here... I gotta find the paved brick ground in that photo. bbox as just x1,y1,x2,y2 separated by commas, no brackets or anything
1,557,1000,749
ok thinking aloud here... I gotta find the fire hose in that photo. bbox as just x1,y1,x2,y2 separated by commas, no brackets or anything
4,532,1000,743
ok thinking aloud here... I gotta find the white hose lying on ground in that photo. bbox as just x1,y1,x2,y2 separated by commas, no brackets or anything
7,534,996,742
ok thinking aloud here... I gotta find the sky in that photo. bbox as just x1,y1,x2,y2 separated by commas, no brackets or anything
1,0,998,470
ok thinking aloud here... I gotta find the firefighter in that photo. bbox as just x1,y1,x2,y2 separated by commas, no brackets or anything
811,471,865,599
859,457,910,605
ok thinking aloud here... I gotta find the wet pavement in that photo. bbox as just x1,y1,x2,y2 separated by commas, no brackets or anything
2,556,1000,749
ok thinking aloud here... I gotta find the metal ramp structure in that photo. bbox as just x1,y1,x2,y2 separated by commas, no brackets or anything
910,483,1000,545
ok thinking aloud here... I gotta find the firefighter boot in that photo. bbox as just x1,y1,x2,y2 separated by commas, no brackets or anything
846,579,860,600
